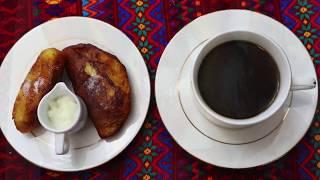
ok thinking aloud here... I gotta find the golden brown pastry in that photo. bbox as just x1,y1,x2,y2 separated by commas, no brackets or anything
12,48,65,133
63,44,131,138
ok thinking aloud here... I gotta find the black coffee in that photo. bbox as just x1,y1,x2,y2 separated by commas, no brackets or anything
197,40,280,119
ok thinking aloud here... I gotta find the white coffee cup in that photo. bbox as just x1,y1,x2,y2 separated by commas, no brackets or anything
37,82,87,155
191,31,316,128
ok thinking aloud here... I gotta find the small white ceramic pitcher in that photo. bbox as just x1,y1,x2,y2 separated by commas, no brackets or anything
37,82,87,155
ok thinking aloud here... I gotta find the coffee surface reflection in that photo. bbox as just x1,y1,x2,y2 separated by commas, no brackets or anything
197,41,280,119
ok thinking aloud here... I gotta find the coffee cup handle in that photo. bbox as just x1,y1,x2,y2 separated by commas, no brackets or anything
291,77,317,91
55,133,69,155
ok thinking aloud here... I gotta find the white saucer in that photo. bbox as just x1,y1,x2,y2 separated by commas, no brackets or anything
0,17,150,171
155,10,318,168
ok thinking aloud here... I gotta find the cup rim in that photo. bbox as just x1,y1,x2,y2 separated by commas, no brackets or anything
37,82,82,133
191,30,292,127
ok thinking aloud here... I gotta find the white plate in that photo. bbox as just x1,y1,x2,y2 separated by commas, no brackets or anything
155,10,318,168
0,17,150,171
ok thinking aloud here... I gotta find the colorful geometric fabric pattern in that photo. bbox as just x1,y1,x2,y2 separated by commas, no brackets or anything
0,0,320,179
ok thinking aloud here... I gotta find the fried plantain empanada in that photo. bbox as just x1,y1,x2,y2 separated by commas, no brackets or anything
12,48,65,133
63,44,131,138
